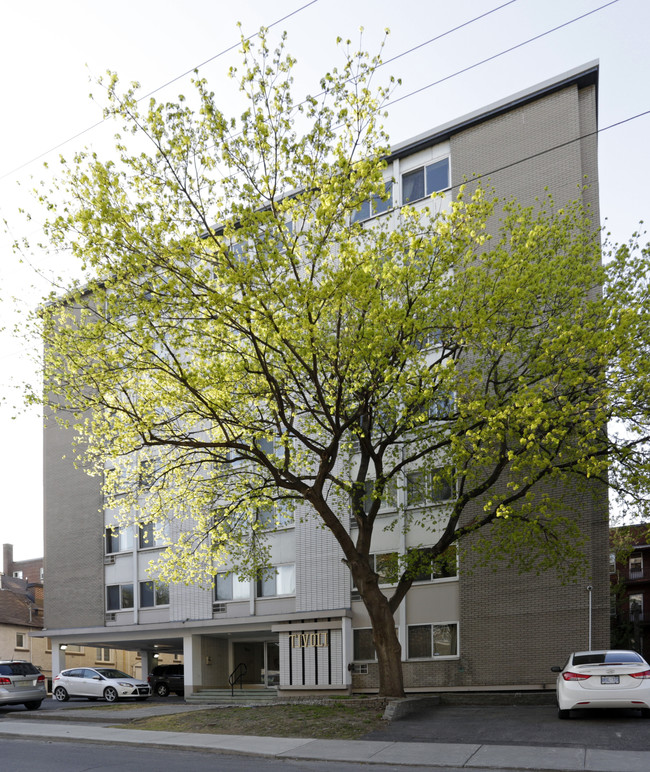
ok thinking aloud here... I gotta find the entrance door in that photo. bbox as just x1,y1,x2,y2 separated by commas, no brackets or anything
232,641,279,687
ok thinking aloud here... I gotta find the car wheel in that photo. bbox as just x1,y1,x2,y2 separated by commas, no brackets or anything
103,686,119,703
558,708,571,720
23,701,42,710
53,686,69,702
155,682,170,697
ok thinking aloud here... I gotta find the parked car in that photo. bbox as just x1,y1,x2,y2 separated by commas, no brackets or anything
148,664,184,697
552,650,650,719
53,667,151,703
0,660,47,710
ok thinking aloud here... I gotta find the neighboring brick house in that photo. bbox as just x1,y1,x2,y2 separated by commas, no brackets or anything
3,543,43,584
40,62,609,697
610,525,650,662
0,572,50,679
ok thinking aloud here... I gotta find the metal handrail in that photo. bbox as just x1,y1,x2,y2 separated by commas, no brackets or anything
228,662,247,696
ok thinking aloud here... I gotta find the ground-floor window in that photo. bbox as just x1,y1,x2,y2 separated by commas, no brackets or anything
96,647,112,663
353,628,376,661
408,623,458,658
106,583,134,611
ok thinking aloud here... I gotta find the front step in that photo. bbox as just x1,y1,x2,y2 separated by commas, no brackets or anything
185,688,278,705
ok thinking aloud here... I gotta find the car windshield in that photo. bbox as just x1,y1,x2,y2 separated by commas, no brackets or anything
573,651,644,666
94,668,130,679
0,662,40,676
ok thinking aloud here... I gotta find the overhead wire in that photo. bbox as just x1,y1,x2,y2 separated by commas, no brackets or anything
0,0,321,183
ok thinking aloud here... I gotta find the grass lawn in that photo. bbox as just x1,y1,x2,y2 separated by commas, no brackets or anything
127,700,389,740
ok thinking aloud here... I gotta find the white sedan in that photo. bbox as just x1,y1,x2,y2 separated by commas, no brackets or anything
552,650,650,719
53,667,151,703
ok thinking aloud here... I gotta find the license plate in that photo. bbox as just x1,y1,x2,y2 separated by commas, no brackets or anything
601,676,620,684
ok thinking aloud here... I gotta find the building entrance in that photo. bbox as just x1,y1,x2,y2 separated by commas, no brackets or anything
232,640,279,687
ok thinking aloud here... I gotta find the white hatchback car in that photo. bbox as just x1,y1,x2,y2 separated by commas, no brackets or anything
552,650,650,719
53,667,151,703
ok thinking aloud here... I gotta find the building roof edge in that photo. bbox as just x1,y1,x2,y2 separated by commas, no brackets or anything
388,61,600,162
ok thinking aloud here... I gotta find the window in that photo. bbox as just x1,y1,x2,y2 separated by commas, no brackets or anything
12,570,23,579
356,479,397,515
64,644,83,653
609,553,617,573
406,468,454,507
352,553,399,589
351,182,393,223
96,647,112,663
353,628,376,661
257,501,294,529
401,158,449,204
106,583,134,611
257,564,295,597
630,593,644,621
408,545,457,582
105,525,134,554
408,623,458,658
630,555,643,579
15,632,26,649
215,572,251,601
138,522,169,549
139,581,170,607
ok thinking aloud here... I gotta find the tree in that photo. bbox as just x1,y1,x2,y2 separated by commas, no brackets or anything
20,31,650,697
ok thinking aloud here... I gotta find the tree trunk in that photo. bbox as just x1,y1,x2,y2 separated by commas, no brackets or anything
363,587,406,698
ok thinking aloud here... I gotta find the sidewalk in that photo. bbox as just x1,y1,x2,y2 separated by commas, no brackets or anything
2,708,650,771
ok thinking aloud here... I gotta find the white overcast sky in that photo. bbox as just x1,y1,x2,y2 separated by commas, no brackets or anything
0,0,648,560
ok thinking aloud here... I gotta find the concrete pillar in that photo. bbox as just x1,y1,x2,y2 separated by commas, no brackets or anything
139,649,154,682
342,618,352,687
51,642,66,682
183,633,203,698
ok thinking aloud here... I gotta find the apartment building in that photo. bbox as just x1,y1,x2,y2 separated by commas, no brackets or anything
41,62,609,697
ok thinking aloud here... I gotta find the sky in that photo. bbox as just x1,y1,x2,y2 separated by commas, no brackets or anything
0,0,648,561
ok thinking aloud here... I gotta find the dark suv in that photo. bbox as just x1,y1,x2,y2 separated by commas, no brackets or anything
148,664,184,697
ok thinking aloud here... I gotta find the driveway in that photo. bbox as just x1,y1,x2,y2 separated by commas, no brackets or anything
363,702,650,752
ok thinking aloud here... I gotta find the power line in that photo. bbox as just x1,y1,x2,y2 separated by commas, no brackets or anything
449,108,650,190
0,0,320,183
385,0,620,110
0,0,625,189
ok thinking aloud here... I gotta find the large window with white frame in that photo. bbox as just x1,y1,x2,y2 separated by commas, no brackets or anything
351,181,393,223
105,525,134,554
139,581,170,608
401,158,450,204
408,545,457,582
257,564,295,598
406,468,454,507
408,623,458,659
106,583,134,611
138,522,170,549
215,571,251,602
